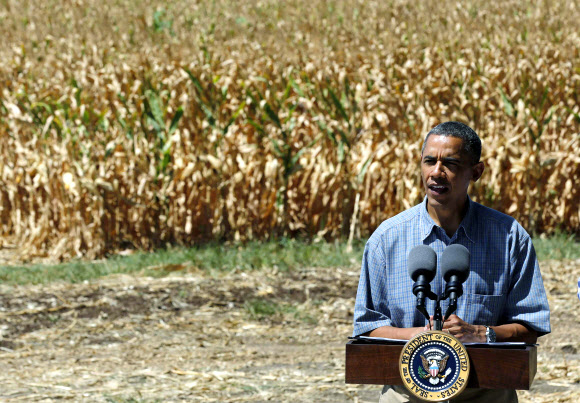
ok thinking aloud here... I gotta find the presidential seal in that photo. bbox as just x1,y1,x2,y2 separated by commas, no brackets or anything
399,331,470,401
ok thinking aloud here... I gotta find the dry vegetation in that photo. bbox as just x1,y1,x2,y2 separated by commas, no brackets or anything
0,259,578,401
0,0,579,261
0,2,578,401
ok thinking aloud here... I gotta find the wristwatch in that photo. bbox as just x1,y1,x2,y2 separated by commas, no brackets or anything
485,326,496,343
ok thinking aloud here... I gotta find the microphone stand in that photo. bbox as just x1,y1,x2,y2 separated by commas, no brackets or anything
433,295,443,331
417,293,447,401
417,292,446,331
416,289,438,329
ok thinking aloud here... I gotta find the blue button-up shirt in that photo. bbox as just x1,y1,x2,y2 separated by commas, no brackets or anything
353,197,551,337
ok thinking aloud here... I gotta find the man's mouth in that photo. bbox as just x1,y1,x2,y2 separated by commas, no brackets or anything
428,184,449,195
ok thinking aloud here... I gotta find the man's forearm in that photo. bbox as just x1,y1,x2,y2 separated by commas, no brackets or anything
447,322,538,343
366,325,426,340
492,323,538,344
368,322,538,344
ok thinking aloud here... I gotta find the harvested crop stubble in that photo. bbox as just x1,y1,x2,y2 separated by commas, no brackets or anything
0,0,579,260
0,259,578,401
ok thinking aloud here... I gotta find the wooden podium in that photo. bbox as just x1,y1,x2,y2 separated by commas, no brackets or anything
345,340,537,389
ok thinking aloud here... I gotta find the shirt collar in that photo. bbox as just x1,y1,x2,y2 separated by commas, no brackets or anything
419,196,477,243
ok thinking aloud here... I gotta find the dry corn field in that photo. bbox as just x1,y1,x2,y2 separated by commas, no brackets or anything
0,0,578,260
0,2,579,402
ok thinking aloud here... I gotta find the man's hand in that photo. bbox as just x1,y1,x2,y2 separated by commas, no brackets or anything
367,317,538,343
430,314,486,342
428,315,539,343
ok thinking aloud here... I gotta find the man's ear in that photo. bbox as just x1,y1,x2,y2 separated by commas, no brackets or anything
472,162,484,182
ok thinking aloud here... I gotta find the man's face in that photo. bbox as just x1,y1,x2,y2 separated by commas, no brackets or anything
421,135,483,210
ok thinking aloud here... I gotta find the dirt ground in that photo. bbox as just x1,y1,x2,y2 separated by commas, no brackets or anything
0,259,578,402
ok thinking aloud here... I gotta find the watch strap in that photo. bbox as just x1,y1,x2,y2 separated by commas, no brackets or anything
485,326,496,343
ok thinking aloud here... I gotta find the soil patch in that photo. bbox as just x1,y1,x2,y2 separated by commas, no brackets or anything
0,261,578,402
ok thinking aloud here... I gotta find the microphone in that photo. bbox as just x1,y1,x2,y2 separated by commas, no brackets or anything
441,244,470,321
407,245,437,321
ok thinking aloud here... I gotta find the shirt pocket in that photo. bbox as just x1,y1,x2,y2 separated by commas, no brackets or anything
461,293,506,326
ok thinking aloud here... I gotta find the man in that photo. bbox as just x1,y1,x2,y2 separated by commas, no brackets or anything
352,121,550,402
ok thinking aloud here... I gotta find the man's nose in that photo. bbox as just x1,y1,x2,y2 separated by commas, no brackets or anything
432,161,445,176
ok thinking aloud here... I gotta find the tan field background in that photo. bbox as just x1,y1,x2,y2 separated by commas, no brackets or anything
0,0,579,261
0,259,578,402
0,1,579,402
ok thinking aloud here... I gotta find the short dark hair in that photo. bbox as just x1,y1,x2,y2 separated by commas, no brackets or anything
421,121,482,164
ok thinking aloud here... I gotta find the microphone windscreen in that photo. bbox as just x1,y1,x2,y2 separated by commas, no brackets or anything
407,245,437,281
441,244,470,281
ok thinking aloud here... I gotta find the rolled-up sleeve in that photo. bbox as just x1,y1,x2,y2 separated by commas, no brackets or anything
503,235,551,336
352,240,393,337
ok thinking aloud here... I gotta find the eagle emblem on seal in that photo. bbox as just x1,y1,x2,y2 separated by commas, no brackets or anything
419,354,451,384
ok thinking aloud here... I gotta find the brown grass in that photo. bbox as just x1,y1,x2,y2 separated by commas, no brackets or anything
0,0,579,260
